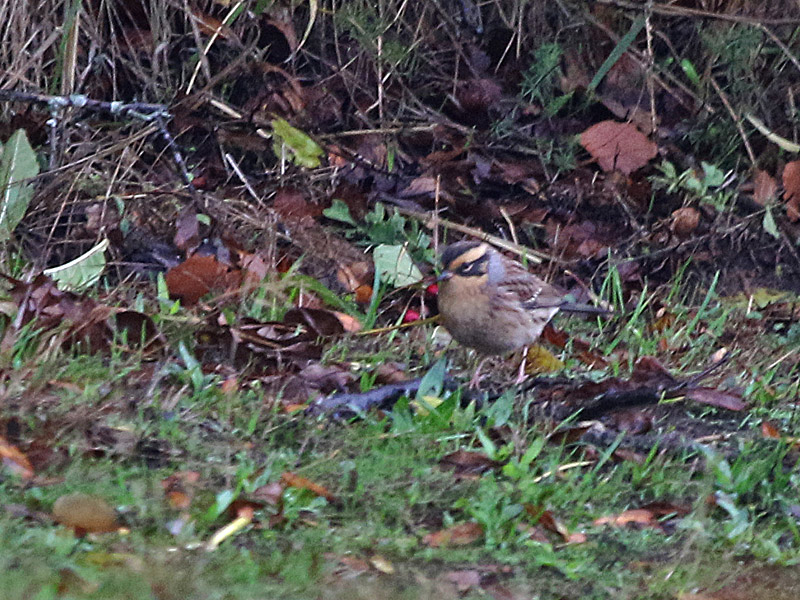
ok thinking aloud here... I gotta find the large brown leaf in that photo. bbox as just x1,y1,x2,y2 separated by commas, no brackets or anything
580,120,657,175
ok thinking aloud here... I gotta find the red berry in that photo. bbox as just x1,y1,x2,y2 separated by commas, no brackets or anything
403,309,421,323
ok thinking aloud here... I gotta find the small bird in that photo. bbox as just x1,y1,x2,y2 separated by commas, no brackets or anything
436,240,608,387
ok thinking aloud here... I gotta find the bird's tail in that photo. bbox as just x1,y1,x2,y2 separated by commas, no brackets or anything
558,302,612,314
527,300,612,314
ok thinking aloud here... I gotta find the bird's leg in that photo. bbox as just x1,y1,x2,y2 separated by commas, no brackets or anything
513,346,529,385
469,356,490,389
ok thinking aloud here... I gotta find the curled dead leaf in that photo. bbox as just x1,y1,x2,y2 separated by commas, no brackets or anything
670,206,700,238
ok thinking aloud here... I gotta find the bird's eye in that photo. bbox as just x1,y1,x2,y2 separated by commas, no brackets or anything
457,259,484,276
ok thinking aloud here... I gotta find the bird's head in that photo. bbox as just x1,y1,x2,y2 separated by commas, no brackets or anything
438,241,492,284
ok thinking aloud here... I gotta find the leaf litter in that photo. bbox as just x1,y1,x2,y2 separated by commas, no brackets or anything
1,1,800,597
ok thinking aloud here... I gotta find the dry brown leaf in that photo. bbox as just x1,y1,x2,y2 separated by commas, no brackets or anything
439,449,500,478
782,160,800,221
761,421,781,438
525,505,586,544
595,508,658,528
595,502,689,530
684,387,746,411
612,448,648,464
325,553,371,575
332,311,362,333
580,120,658,175
273,187,321,222
0,435,34,479
670,206,700,238
252,481,285,506
190,10,236,40
165,255,241,305
444,569,482,593
336,261,372,294
753,169,778,206
174,207,200,252
399,176,438,197
161,471,200,510
422,522,483,548
280,471,337,503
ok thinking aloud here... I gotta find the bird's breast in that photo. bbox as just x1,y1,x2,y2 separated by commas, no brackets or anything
438,280,542,354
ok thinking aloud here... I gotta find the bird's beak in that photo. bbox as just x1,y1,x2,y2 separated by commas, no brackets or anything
437,270,453,282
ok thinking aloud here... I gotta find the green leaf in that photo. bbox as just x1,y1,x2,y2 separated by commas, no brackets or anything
701,161,725,187
322,198,356,225
43,238,109,291
206,489,235,521
0,129,39,242
520,436,546,468
475,426,497,460
271,118,324,168
680,59,701,88
484,389,514,427
416,358,447,400
762,204,780,239
373,244,423,287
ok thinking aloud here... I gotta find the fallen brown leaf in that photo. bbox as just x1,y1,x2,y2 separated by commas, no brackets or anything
761,421,781,438
422,522,483,548
280,472,337,503
580,120,658,175
782,160,800,221
165,254,241,305
671,206,700,238
444,569,481,593
439,449,500,478
684,387,746,411
753,169,778,206
0,435,34,480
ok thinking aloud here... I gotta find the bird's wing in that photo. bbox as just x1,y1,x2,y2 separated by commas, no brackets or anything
500,262,607,314
495,262,560,309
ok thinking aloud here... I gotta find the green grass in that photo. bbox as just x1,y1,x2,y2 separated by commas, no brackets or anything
1,266,800,600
